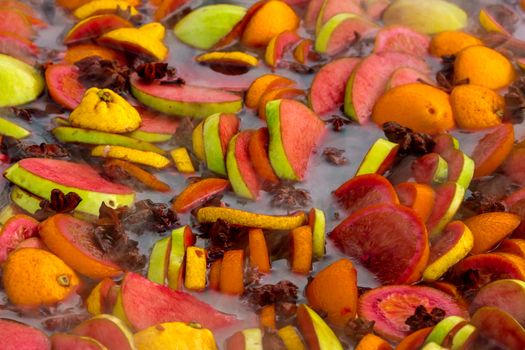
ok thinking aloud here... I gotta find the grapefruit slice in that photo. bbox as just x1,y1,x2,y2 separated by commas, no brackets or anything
374,26,431,57
0,214,38,263
226,131,261,200
471,123,514,178
45,63,86,110
358,285,468,341
333,174,399,215
330,203,429,284
344,51,429,124
113,272,237,331
1,319,50,350
309,57,360,115
64,14,132,44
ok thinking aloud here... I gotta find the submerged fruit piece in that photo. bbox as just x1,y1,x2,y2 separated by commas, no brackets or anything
429,31,482,57
130,74,243,118
386,67,432,89
423,221,473,281
358,285,467,341
196,207,306,230
277,326,306,350
86,278,117,315
73,0,139,20
51,334,105,350
425,182,465,238
290,225,313,275
345,52,429,124
305,258,358,326
91,145,170,169
1,319,51,350
267,99,325,181
134,322,217,350
64,43,125,64
147,236,171,285
4,158,134,216
220,249,245,295
297,304,344,350
497,239,525,258
450,84,504,130
128,108,179,143
154,0,191,21
471,306,525,350
383,0,467,34
411,153,449,185
64,14,132,44
174,4,246,50
464,212,521,254
184,246,207,291
330,204,429,284
373,83,454,134
374,26,431,57
309,57,360,115
196,51,258,70
171,147,195,173
424,315,466,346
309,208,326,259
454,45,515,90
203,112,240,176
172,178,229,213
245,74,295,109
40,214,123,279
248,128,279,183
315,0,363,33
226,328,263,350
114,272,236,331
45,63,85,110
293,39,313,64
10,186,43,215
471,123,514,178
0,31,39,65
241,0,299,47
355,138,399,176
0,214,38,263
72,315,135,350
3,248,80,307
104,159,171,192
265,31,300,68
248,228,271,273
226,131,261,200
0,54,44,107
396,327,433,350
0,117,29,139
258,87,304,120
479,6,511,35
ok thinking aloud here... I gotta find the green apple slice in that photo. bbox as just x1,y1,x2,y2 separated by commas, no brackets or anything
315,13,356,53
421,343,448,350
167,226,192,290
127,129,172,143
450,323,476,350
427,182,465,239
0,54,44,107
355,138,399,176
52,126,165,154
173,5,247,50
424,316,466,346
226,133,251,199
0,204,18,226
267,100,296,180
147,236,171,285
297,304,343,350
203,113,227,176
10,186,42,215
309,208,326,259
0,117,30,139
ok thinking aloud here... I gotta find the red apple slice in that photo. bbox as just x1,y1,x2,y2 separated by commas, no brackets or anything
71,314,135,350
172,178,230,213
471,123,514,178
425,182,465,238
315,0,363,33
51,334,105,350
355,138,399,176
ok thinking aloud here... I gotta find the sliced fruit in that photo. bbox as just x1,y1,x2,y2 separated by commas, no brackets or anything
91,145,170,169
290,225,313,274
309,208,326,259
226,328,263,350
503,145,525,187
39,214,123,279
395,182,435,222
479,7,511,35
0,319,51,350
173,4,247,50
64,14,132,44
305,0,325,31
330,203,429,284
344,52,429,124
208,259,222,291
113,272,236,331
51,334,105,350
245,74,295,109
425,182,465,238
45,63,85,110
196,207,307,230
257,87,304,120
387,67,432,89
86,278,117,315
0,30,39,65
10,186,43,215
383,0,468,34
374,26,431,57
355,334,393,350
315,13,378,56
305,258,358,326
52,126,164,154
72,314,136,350
64,43,126,64
471,306,525,350
192,120,205,161
248,228,271,273
429,31,482,57
265,31,301,68
396,327,433,350
0,116,29,139
167,226,194,290
171,147,195,173
359,285,468,341
203,113,240,176
355,138,399,176
127,109,179,144
134,321,217,350
184,246,207,291
296,304,344,350
4,158,134,216
267,99,325,181
412,153,449,185
471,123,514,178
424,316,467,346
220,249,245,295
315,0,363,33
154,0,191,21
227,131,261,200
363,0,391,20
309,57,360,115
433,134,460,154
0,214,38,263
196,51,258,69
464,212,520,254
130,73,243,118
0,8,34,39
333,174,399,215
0,53,44,107
438,149,474,189
172,178,230,213
277,326,306,350
73,0,139,20
293,39,313,64
248,128,279,183
147,236,171,285
423,221,473,281
104,159,171,192
497,239,525,259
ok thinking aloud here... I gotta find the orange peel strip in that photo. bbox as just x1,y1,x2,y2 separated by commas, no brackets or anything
105,159,170,192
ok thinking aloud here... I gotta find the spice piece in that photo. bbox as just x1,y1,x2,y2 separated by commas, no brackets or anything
75,56,130,93
463,191,507,214
405,305,446,332
383,121,435,155
135,62,176,83
39,189,82,214
323,147,348,165
325,115,353,132
242,280,298,310
345,317,376,343
268,183,311,210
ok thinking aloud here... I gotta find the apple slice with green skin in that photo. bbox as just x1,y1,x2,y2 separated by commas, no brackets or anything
355,138,400,176
64,14,133,44
4,158,135,216
265,30,301,68
309,208,326,259
51,334,106,350
267,99,326,181
441,149,474,189
479,7,511,36
471,306,525,350
425,316,467,346
412,153,449,185
1,319,51,350
0,53,44,107
315,13,378,56
86,278,117,315
10,186,43,215
192,120,206,162
53,127,165,154
167,226,195,290
423,221,473,281
315,0,363,34
203,113,240,176
226,131,261,200
421,343,448,350
173,4,247,50
0,214,38,263
147,236,171,285
297,304,344,350
72,314,136,350
426,182,465,239
446,323,477,350
0,204,21,226
0,116,30,139
226,328,263,350
126,108,179,144
130,73,243,118
45,63,85,110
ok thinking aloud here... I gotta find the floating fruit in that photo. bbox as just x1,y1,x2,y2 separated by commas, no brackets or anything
226,328,263,350
45,63,85,110
73,0,139,20
386,67,432,89
174,4,246,50
226,131,261,200
50,334,105,350
296,304,344,350
355,334,392,350
154,0,191,21
429,31,483,57
184,246,206,291
64,14,133,44
315,0,363,33
72,314,136,350
450,84,504,130
267,99,325,181
412,153,449,185
396,182,435,222
355,138,400,176
293,39,313,64
0,8,34,39
423,221,473,281
425,182,465,238
0,116,30,139
358,285,467,341
0,54,44,107
91,145,171,169
203,113,240,176
2,248,80,307
309,208,326,259
257,87,304,120
64,43,126,64
147,236,171,285
424,316,467,346
170,147,195,173
383,0,467,34
0,31,39,64
471,123,514,178
305,258,358,326
40,214,123,279
130,73,243,118
1,319,51,350
86,278,117,315
220,249,245,294
128,108,179,143
4,158,135,216
471,306,525,350
345,52,429,124
309,57,360,115
10,186,43,215
134,322,217,350
277,326,306,350
0,214,38,263
105,159,171,192
172,178,229,213
245,74,295,109
196,51,258,71
396,327,433,350
331,204,429,284
435,148,474,189
497,239,525,258
113,272,236,331
479,7,511,35
290,225,313,274
374,26,431,57
464,212,521,254
167,226,195,290
248,128,279,183
196,207,306,230
373,83,454,134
